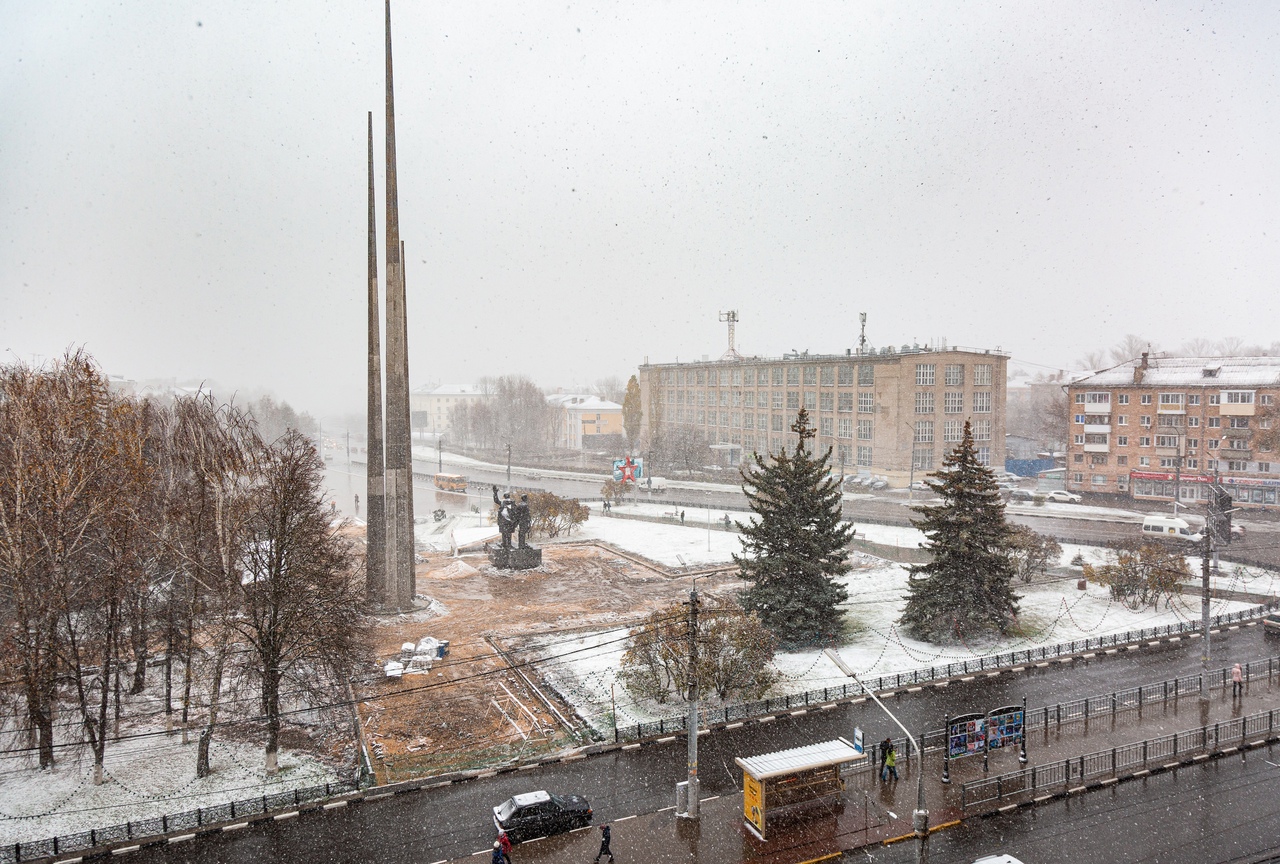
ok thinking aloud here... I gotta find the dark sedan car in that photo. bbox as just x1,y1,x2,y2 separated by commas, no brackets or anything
493,790,592,842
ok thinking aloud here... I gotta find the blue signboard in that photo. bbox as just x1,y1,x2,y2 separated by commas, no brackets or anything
947,713,986,759
986,705,1024,751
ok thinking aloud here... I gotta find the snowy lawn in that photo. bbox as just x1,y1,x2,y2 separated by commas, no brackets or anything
0,729,341,845
528,517,1274,735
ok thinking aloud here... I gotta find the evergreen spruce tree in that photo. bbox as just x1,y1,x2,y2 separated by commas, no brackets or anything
735,409,852,648
898,420,1021,642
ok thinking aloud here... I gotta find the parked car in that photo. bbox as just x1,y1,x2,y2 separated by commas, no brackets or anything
909,480,932,492
1008,489,1040,503
493,791,592,843
869,479,888,490
972,856,1027,864
995,482,1019,491
1044,490,1082,504
1262,612,1280,635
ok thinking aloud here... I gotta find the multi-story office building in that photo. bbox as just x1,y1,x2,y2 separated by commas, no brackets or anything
409,384,487,435
638,345,1008,486
1065,354,1280,509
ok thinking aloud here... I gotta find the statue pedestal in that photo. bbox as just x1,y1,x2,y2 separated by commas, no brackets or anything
488,546,542,570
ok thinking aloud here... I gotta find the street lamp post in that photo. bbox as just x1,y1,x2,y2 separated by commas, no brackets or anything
506,443,512,492
438,435,443,475
825,648,928,864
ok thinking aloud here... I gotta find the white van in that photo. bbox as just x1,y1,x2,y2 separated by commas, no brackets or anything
646,476,668,492
1141,515,1202,543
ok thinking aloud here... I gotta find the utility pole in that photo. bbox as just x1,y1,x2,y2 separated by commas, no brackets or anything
438,436,443,474
506,443,512,492
1200,488,1219,702
681,588,701,818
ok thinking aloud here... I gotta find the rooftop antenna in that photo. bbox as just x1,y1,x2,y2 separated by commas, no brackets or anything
858,312,868,355
719,310,742,360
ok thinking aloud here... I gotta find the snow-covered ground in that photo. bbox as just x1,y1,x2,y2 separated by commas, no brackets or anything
530,508,1277,734
0,728,341,845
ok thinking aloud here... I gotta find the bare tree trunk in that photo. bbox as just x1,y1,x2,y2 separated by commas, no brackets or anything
130,591,149,694
264,667,281,774
195,648,226,778
164,626,173,734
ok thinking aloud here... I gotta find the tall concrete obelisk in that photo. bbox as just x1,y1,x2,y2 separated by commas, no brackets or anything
365,111,388,607
383,0,416,609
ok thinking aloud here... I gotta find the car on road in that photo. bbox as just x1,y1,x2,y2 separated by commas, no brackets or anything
909,480,932,492
493,790,592,842
1262,612,1280,635
1007,489,1041,503
1043,490,1082,503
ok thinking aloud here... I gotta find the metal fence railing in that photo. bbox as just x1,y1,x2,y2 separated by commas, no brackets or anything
961,705,1280,810
615,600,1280,744
1,779,358,864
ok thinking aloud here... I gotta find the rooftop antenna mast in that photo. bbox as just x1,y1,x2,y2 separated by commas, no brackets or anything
719,310,742,360
858,312,868,355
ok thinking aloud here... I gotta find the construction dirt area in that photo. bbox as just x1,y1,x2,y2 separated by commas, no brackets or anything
354,542,741,782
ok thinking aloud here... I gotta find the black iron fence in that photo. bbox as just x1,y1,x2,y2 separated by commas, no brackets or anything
616,601,1279,744
1,779,357,864
961,705,1280,809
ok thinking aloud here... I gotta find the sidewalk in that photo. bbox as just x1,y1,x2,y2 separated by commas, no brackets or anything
449,677,1280,864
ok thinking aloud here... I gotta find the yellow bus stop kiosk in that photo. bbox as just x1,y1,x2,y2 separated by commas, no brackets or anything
735,738,866,840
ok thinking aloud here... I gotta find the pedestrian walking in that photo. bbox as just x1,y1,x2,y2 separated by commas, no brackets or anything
878,737,892,777
593,823,614,863
882,745,899,782
680,510,685,525
497,831,512,864
491,841,505,864
1233,662,1244,697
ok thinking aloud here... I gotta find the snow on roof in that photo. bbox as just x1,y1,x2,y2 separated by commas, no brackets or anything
734,739,865,780
511,791,551,806
546,394,622,411
414,383,485,396
1076,356,1280,388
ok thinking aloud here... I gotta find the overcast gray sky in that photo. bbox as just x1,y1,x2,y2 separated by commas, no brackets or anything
3,1,1278,415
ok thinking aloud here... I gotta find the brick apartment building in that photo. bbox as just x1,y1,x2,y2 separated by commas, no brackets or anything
1065,354,1280,509
638,346,1008,487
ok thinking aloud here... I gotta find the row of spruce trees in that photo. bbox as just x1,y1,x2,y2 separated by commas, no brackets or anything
735,408,1020,648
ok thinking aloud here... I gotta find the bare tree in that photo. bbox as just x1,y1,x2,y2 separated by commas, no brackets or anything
1075,350,1106,371
591,376,625,404
233,430,369,773
0,351,125,768
1109,334,1158,366
1216,336,1246,356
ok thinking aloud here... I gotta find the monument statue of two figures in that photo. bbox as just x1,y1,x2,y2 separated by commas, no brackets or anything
489,484,541,569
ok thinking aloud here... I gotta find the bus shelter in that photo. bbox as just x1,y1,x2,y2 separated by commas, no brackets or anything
735,738,866,840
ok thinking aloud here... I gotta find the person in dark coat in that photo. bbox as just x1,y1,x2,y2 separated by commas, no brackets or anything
593,823,614,863
879,737,892,779
491,841,505,864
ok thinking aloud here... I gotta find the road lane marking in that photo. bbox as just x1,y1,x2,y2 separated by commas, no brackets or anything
725,722,744,729
758,716,775,724
168,834,196,843
323,801,348,809
615,815,637,822
222,822,249,832
111,847,140,856
700,795,720,802
274,811,299,821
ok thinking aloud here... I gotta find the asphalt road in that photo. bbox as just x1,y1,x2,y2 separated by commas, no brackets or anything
865,739,1280,864
133,625,1280,864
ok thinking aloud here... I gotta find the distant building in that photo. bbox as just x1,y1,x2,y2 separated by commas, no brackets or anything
639,344,1008,486
1065,354,1280,508
409,384,487,435
546,394,624,450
